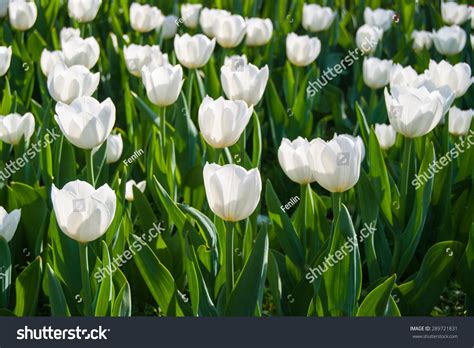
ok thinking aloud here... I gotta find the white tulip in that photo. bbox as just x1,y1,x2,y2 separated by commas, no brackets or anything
8,0,37,31
0,112,35,145
364,7,394,32
60,27,81,47
160,15,179,39
286,33,321,67
214,14,246,48
374,124,397,150
51,180,116,243
55,96,115,149
302,4,336,32
441,2,471,25
68,0,100,23
245,18,273,46
425,60,472,98
334,134,366,161
174,34,216,69
0,207,21,243
472,10,474,29
130,3,163,33
198,96,253,148
203,163,261,222
278,137,317,184
124,44,169,77
141,63,184,107
411,30,433,51
125,180,146,201
0,0,8,17
93,133,123,164
181,3,202,29
200,8,231,38
62,36,100,69
47,62,100,104
389,64,420,88
363,57,393,89
356,24,383,54
0,46,12,77
220,62,269,106
40,49,65,76
448,107,473,136
433,25,466,56
223,54,248,70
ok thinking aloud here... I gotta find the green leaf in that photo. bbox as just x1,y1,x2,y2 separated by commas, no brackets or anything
94,242,113,316
456,224,474,299
14,257,42,316
46,264,70,317
355,102,370,146
111,283,131,317
357,274,398,316
0,237,12,309
152,176,187,231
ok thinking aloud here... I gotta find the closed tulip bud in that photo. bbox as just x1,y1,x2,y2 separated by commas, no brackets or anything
374,124,397,150
245,18,273,46
9,0,37,31
433,25,466,56
356,24,383,54
278,137,317,184
51,180,116,243
363,57,393,89
286,33,321,67
141,63,184,107
0,112,35,145
198,96,253,148
200,8,231,38
68,0,100,23
124,44,169,77
130,3,163,33
174,34,216,69
181,3,202,29
62,36,100,69
411,30,433,51
55,96,115,149
160,15,178,39
302,4,336,32
220,62,269,106
60,27,80,47
223,54,247,70
203,163,261,222
448,107,473,136
40,49,65,76
441,2,471,26
214,14,246,48
334,133,366,161
0,207,21,243
0,0,7,17
364,7,394,32
0,46,12,77
47,62,100,104
389,64,420,88
125,180,146,202
93,133,123,164
425,60,472,98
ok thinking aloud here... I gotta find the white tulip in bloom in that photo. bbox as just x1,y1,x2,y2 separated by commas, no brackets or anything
0,46,12,77
68,0,101,23
198,96,253,148
55,96,115,149
374,124,397,150
62,36,100,69
432,25,466,56
384,85,444,138
425,60,472,98
174,34,216,69
411,30,433,51
220,63,269,106
0,0,8,17
223,54,248,70
356,24,383,54
245,18,273,46
181,3,202,29
334,134,366,161
441,2,471,25
130,3,163,33
286,33,321,67
0,112,35,145
47,62,100,104
40,49,65,76
141,63,184,107
0,207,21,243
311,135,363,193
389,64,420,88
60,27,80,47
160,15,179,39
302,4,336,32
278,137,317,184
125,180,146,202
363,7,394,32
363,57,393,89
203,163,262,222
124,44,169,77
200,8,231,38
448,107,473,136
8,0,37,31
93,133,123,164
214,15,246,48
51,180,116,243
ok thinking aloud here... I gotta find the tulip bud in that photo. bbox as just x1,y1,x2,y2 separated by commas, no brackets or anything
0,0,8,17
93,133,123,164
278,137,317,184
448,107,473,136
60,27,81,48
68,0,100,23
245,18,273,46
433,25,466,56
181,3,202,29
125,180,146,202
356,24,383,55
55,96,115,149
374,124,397,150
0,46,12,77
8,0,37,31
40,49,65,76
0,112,35,145
174,34,216,69
223,55,248,70
203,163,262,222
411,30,433,51
160,15,179,39
200,8,231,38
124,44,169,77
51,180,116,243
0,207,21,243
302,4,336,32
214,14,246,48
286,33,321,67
425,60,472,98
441,2,471,26
62,36,100,69
141,63,184,107
389,64,420,88
363,57,393,89
130,3,163,33
364,7,394,32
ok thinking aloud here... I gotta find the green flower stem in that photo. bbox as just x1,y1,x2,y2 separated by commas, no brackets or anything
399,137,413,226
300,184,308,250
186,71,195,116
85,149,95,187
332,192,342,222
213,147,222,164
225,220,235,301
160,106,166,143
194,69,206,100
78,242,92,316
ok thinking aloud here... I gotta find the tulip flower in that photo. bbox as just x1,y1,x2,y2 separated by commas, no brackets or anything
125,180,146,202
363,7,394,32
432,25,466,56
374,124,397,150
363,57,393,89
278,137,317,185
68,0,100,23
55,96,115,150
130,3,163,33
425,60,472,98
0,46,12,77
198,96,253,149
441,2,471,26
356,24,383,54
302,4,336,32
8,0,37,31
160,15,179,39
174,34,216,69
223,54,248,70
200,8,230,38
141,63,184,107
40,49,65,76
389,64,420,88
286,33,321,67
0,112,35,145
124,44,169,77
220,62,269,106
334,134,366,161
214,14,246,48
411,30,433,51
245,18,273,46
62,36,100,69
181,3,202,29
0,207,21,243
0,0,7,17
93,133,123,164
60,27,81,47
47,62,100,104
448,107,473,136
